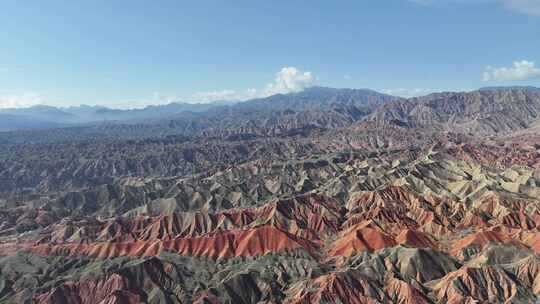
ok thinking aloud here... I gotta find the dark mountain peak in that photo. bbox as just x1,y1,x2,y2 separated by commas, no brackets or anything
238,87,398,112
293,86,397,99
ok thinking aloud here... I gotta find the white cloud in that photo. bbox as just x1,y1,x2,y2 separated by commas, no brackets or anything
262,67,314,96
503,0,540,15
0,93,45,109
94,92,187,109
151,92,182,104
483,60,540,81
191,89,258,103
382,88,438,98
382,88,472,97
0,67,312,108
409,0,540,16
191,66,315,102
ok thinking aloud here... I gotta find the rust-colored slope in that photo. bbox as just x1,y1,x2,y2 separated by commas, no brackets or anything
521,232,540,254
32,225,319,260
33,274,142,304
506,256,540,294
39,193,340,245
433,266,533,303
395,229,437,249
384,277,430,304
136,193,340,241
285,271,383,304
345,186,461,239
346,186,419,212
450,230,526,258
327,221,397,257
328,221,439,258
344,206,419,233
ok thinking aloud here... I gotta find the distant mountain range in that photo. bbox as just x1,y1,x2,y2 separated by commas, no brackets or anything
232,86,398,111
0,100,237,131
0,87,396,132
1,86,540,135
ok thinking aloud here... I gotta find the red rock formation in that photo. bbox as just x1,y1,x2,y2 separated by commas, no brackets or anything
327,221,397,257
507,256,540,294
395,229,436,249
32,225,319,260
451,230,526,258
33,274,142,304
344,206,419,233
285,271,383,304
433,266,531,303
37,193,340,245
521,232,540,253
384,277,430,304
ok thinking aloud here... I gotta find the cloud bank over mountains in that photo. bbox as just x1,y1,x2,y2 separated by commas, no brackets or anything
2,62,538,109
483,60,540,81
0,93,45,109
382,88,441,98
192,67,315,103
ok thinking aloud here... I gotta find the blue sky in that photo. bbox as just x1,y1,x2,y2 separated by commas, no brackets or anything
0,0,539,108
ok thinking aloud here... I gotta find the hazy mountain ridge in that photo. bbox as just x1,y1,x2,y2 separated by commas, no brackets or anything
0,100,237,131
0,87,395,133
0,87,399,141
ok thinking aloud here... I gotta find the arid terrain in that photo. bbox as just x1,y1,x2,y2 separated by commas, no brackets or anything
3,87,540,303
